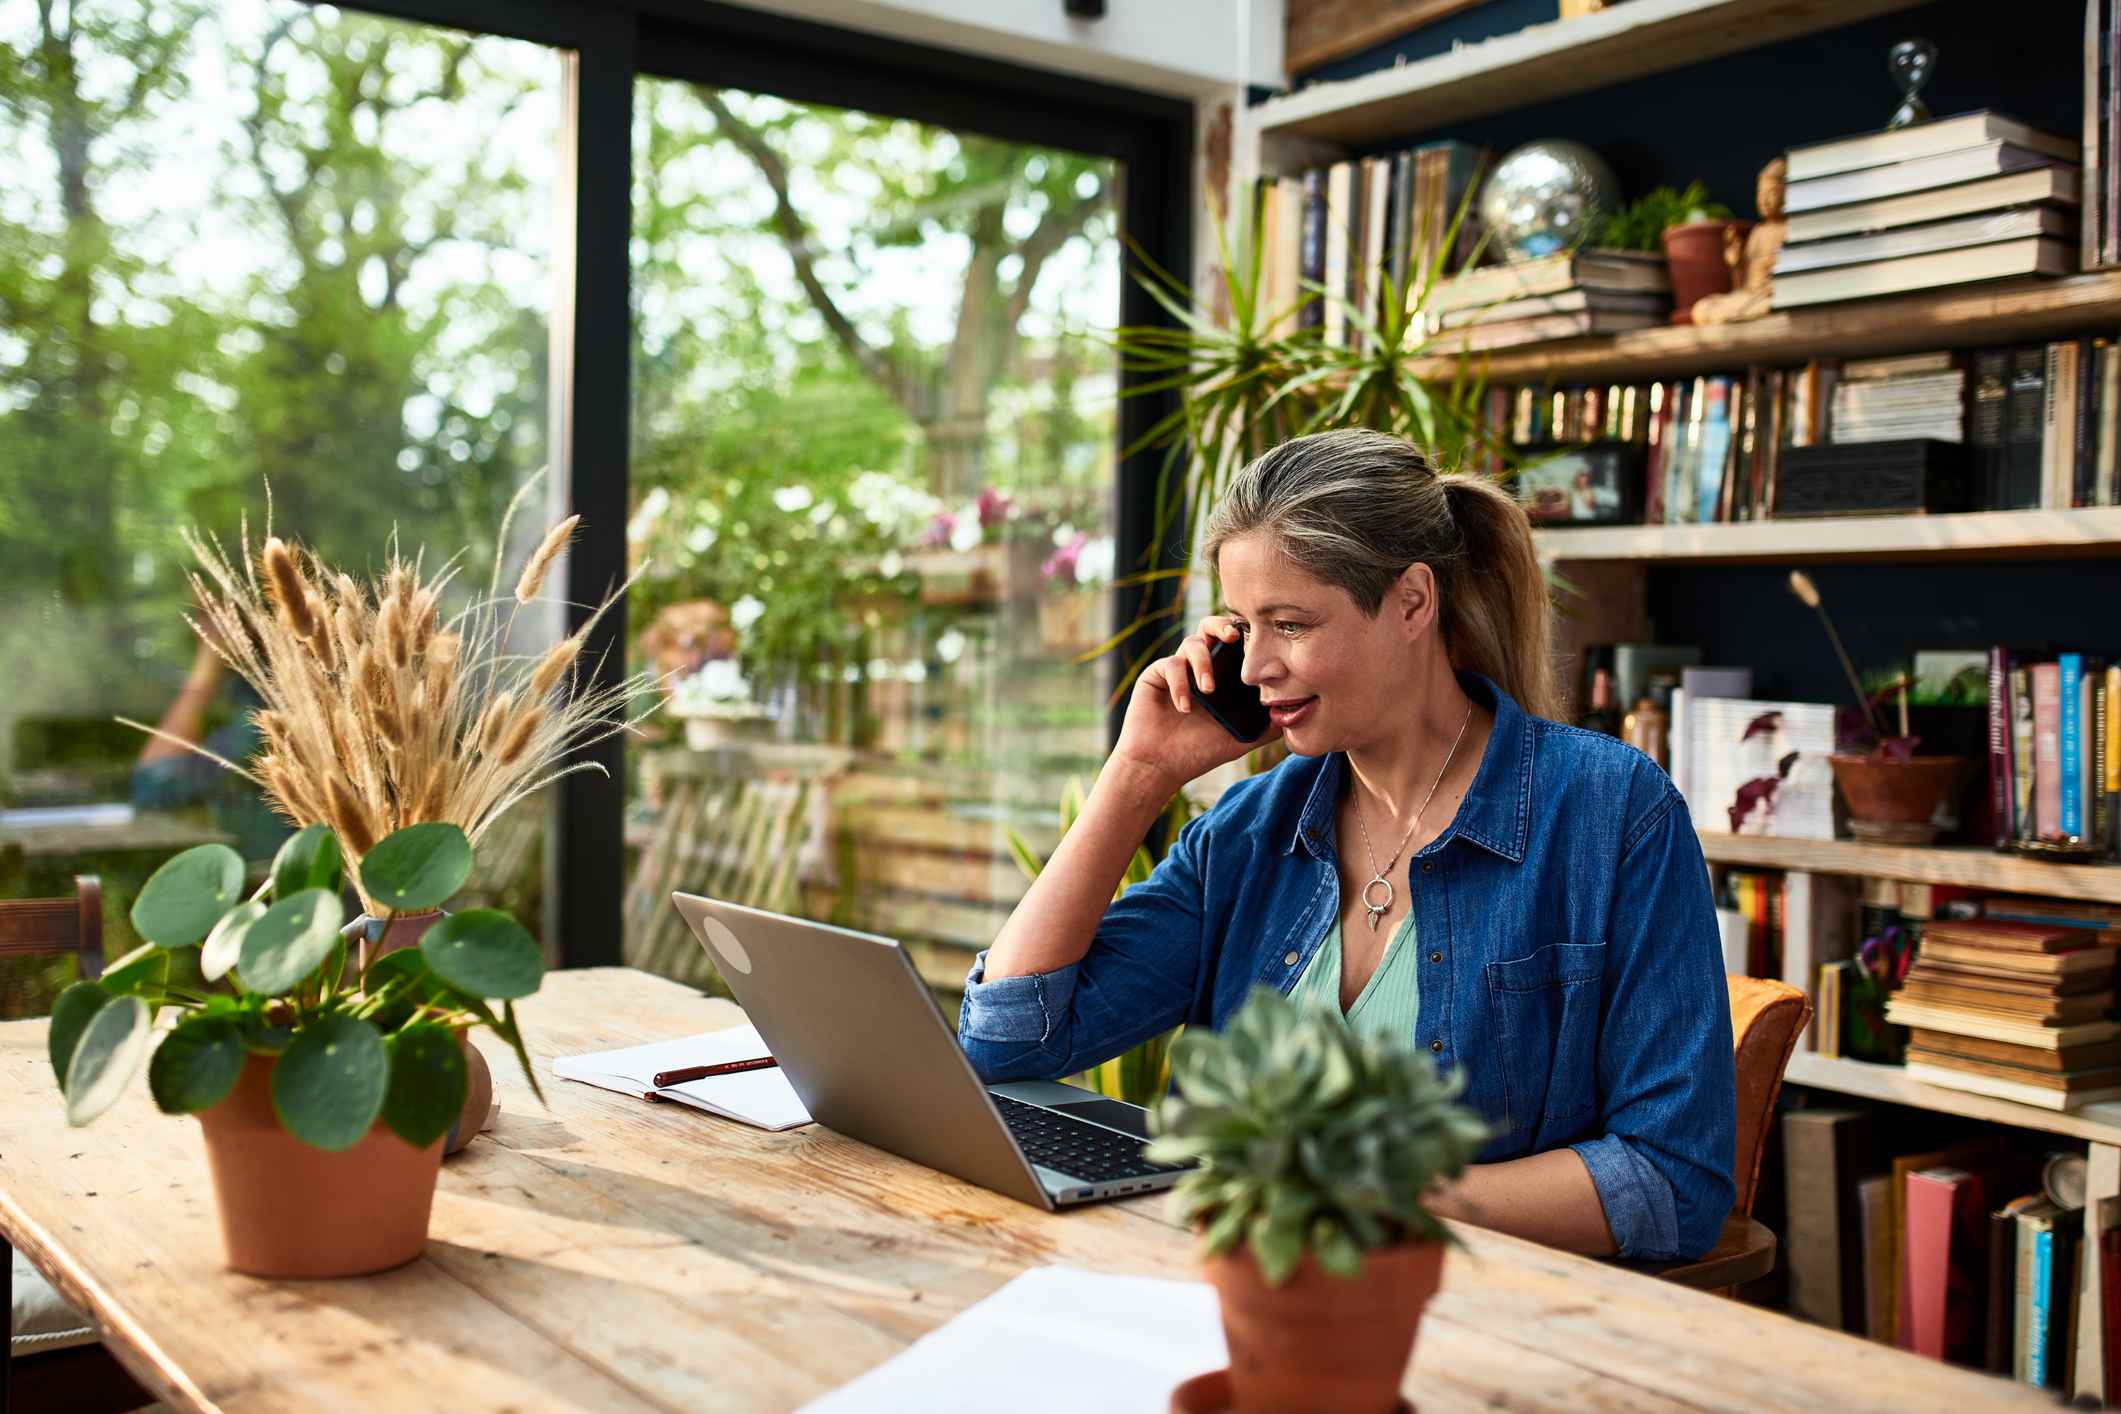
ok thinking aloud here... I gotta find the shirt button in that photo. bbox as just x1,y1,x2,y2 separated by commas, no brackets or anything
1421,861,1435,874
1284,951,1299,966
1429,951,1442,963
1430,1039,1444,1052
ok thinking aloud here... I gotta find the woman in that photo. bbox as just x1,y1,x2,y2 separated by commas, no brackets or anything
958,429,1734,1261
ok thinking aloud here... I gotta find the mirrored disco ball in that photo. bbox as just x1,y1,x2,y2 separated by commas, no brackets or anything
1478,140,1620,264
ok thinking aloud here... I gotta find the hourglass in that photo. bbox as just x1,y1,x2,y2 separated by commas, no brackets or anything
1887,38,1937,129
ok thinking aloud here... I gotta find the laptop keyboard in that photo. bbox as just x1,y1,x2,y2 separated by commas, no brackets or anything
992,1094,1192,1184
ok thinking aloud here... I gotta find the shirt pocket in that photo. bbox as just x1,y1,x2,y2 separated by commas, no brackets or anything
1484,942,1606,1146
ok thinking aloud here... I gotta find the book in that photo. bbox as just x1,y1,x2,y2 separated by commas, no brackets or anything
1323,161,1351,347
1984,900,2121,929
1298,168,1326,330
2046,341,2082,510
1786,111,2080,182
1993,1193,2050,1370
1774,206,2076,274
1921,918,2117,953
2110,665,2121,858
1431,308,1663,352
2037,662,2066,838
1784,165,2083,244
2005,345,2050,510
1972,354,2013,509
1861,1173,1897,1342
1895,978,2114,1020
1428,248,1667,313
1910,1028,2121,1071
2090,0,2106,271
1914,940,2119,977
1903,1047,2121,1091
1434,287,1667,328
551,1024,811,1130
1907,1166,1989,1363
1896,1140,2000,1346
2066,654,2089,839
1782,1108,1878,1331
1882,1001,2121,1047
1904,1061,2121,1110
1770,237,2075,309
1989,645,2016,844
2013,664,2039,839
1785,143,2077,214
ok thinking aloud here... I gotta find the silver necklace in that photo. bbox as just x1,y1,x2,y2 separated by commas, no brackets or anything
1352,702,1474,932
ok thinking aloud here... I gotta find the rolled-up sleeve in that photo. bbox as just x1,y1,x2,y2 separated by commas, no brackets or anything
959,807,1211,1083
1569,786,1736,1260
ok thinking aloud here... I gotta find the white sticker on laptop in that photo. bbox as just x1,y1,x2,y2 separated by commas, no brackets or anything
699,912,753,974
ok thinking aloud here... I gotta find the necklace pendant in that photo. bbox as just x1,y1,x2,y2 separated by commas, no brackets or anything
1365,905,1384,932
1360,877,1393,933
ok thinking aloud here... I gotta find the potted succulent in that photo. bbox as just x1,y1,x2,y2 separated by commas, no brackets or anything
1146,989,1488,1414
1787,572,1965,844
52,820,542,1278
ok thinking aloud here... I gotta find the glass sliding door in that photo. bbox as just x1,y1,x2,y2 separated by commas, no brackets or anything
0,0,565,1002
624,80,1122,1003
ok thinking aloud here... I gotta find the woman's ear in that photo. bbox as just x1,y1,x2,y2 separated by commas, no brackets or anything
1394,562,1439,641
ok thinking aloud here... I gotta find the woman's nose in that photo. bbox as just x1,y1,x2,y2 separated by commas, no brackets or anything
1239,646,1272,686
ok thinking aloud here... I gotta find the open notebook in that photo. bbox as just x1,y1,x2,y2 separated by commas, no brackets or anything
552,1024,813,1131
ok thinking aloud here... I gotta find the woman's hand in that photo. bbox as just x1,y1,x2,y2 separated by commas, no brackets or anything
1111,615,1280,791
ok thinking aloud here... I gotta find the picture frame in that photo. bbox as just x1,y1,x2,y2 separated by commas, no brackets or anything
1510,442,1645,526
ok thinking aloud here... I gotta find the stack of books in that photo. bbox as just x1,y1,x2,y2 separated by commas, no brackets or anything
1987,650,2121,858
1828,352,1965,444
1885,916,2121,1110
1428,249,1669,353
1774,111,2081,309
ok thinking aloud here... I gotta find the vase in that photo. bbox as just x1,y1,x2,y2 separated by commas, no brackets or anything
1828,754,1967,845
1660,219,1748,325
1187,1240,1441,1414
344,909,495,1154
194,1053,444,1277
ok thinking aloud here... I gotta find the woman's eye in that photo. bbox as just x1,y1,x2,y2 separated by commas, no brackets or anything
1274,621,1305,637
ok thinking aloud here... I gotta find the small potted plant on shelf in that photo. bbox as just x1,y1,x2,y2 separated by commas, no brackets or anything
1788,572,1965,844
1035,529,1116,656
1146,988,1488,1414
1595,180,1741,325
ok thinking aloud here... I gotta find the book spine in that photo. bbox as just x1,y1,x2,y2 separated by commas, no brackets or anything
2022,1215,2041,1381
1906,1171,1959,1360
2079,337,2101,507
2109,665,2121,859
2038,662,2065,840
2008,344,2049,510
2096,668,2111,856
1972,348,2012,510
2015,666,2039,841
2045,341,2068,509
2090,0,2104,272
2065,654,2087,842
2036,1225,2056,1386
1991,646,2015,847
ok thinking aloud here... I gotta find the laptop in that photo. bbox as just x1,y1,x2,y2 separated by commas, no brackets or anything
671,893,1194,1209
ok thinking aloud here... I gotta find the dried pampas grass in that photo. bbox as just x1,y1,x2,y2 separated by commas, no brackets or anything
130,478,659,914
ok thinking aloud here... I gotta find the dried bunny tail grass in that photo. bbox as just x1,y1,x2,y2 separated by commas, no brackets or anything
261,537,315,639
526,629,586,699
514,513,579,605
475,692,514,754
495,704,545,765
414,758,452,824
487,465,550,596
326,774,379,858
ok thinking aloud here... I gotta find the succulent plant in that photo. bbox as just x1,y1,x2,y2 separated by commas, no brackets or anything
1144,987,1489,1286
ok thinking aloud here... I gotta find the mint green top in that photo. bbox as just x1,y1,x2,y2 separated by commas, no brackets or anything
1287,911,1421,1042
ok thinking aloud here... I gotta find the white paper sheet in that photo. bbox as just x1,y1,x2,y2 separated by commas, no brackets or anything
552,1024,812,1130
800,1266,1227,1413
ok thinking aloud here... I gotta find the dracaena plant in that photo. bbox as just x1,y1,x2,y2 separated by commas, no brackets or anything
50,821,543,1150
1144,988,1488,1286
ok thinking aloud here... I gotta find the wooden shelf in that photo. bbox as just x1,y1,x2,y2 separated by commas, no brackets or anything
1404,273,2121,385
1252,0,1923,150
1697,835,2121,903
1784,1052,2121,1145
1537,508,2121,565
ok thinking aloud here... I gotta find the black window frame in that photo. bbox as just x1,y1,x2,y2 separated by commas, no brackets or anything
294,0,1193,966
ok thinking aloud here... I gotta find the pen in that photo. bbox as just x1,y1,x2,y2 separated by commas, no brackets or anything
651,1056,778,1088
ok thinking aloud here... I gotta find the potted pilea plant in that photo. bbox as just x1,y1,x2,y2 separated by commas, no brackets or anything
1146,988,1488,1414
53,820,542,1278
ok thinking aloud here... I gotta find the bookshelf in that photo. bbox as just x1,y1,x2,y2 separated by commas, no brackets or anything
1536,508,2121,565
1698,835,2121,904
1784,1053,2121,1146
1250,0,1924,151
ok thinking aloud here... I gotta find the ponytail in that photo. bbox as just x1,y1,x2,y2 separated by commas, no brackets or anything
1439,475,1560,723
1202,429,1562,721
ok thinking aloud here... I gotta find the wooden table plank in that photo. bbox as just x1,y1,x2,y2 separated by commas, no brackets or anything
0,967,2059,1411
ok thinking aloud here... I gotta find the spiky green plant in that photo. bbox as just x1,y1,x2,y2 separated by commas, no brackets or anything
1144,987,1489,1286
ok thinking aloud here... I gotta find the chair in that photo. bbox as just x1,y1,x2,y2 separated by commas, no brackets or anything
1,877,150,1414
1629,974,1811,1293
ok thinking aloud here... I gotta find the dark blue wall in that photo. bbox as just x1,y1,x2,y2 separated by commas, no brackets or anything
1280,0,2113,700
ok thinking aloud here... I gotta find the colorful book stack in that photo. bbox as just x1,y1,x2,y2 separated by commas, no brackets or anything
1830,352,1966,444
1987,650,2121,857
1426,248,1669,354
1258,141,1488,348
1884,914,2121,1111
1774,111,2081,309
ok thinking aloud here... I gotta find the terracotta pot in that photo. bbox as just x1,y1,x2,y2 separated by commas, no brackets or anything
345,909,494,1153
1660,219,1748,325
1198,1240,1442,1414
1828,754,1967,845
195,1053,443,1278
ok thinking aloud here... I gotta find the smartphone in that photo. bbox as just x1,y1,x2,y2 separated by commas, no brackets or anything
1185,635,1269,742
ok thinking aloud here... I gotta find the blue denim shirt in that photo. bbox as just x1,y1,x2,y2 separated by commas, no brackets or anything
958,672,1736,1261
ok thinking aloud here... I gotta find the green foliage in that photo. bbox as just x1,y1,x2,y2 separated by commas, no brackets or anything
130,845,246,949
357,823,474,914
1145,988,1489,1286
50,822,544,1151
1592,182,1735,251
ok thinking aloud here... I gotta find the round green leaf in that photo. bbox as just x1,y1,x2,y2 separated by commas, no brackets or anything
420,910,543,1000
270,823,342,902
49,981,112,1086
64,995,151,1126
381,1023,468,1149
237,889,346,997
200,899,266,983
358,822,472,912
148,1016,245,1114
130,844,245,948
271,1013,388,1151
99,943,170,998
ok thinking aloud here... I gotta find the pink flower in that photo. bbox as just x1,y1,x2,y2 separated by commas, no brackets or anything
976,487,1014,528
917,512,956,549
1041,531,1087,584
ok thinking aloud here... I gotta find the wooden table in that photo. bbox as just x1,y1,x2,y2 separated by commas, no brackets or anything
0,968,2056,1412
